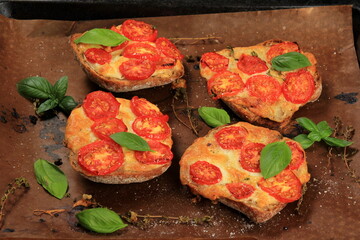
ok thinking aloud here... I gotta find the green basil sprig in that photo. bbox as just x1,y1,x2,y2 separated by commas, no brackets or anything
198,107,231,127
260,142,292,179
34,159,68,199
16,76,77,115
74,28,129,47
76,208,127,233
271,52,311,71
293,117,353,149
110,132,154,152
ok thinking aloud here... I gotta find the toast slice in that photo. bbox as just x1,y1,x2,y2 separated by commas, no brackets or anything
70,19,184,92
65,91,173,184
200,39,322,131
179,121,310,223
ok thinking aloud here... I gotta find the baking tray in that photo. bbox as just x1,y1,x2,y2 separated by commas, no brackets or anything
0,4,360,240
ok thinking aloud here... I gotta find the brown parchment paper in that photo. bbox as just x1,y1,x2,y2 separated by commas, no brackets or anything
0,5,359,240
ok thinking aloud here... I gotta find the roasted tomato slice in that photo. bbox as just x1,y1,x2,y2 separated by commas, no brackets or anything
132,116,170,140
266,41,300,62
83,91,120,121
91,117,128,141
135,140,173,164
286,141,305,170
240,142,265,173
109,40,129,52
123,42,160,61
84,48,112,65
119,59,156,80
283,69,315,104
237,54,268,75
190,161,222,185
215,126,248,150
130,96,165,118
258,170,302,203
156,56,176,69
226,183,255,199
200,52,229,72
155,37,184,60
207,71,245,100
78,140,124,175
110,25,123,34
246,75,282,103
120,19,158,42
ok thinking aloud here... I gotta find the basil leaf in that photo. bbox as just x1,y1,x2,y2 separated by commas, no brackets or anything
296,117,319,132
198,107,230,128
59,96,78,114
272,52,311,71
53,76,68,100
317,121,333,138
36,98,59,114
323,137,353,147
74,28,129,47
110,132,153,152
260,142,292,179
76,208,127,233
293,134,314,149
16,76,54,99
34,159,68,199
308,131,322,142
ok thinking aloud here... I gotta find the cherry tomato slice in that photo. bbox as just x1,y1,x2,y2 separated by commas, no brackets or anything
286,141,305,170
266,41,299,62
83,91,120,121
91,117,128,141
240,142,265,173
119,59,156,81
78,140,124,175
226,183,255,199
237,54,268,75
132,116,170,140
110,25,123,35
84,48,112,65
123,42,160,61
283,69,315,104
200,52,229,72
156,56,176,69
207,71,245,100
215,126,248,150
246,75,282,103
155,37,184,60
109,40,129,52
130,96,164,118
135,140,173,164
190,161,222,185
258,170,302,203
120,19,158,42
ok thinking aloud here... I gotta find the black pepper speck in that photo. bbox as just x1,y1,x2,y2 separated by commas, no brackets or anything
0,116,7,123
54,159,63,166
29,115,38,125
11,108,20,119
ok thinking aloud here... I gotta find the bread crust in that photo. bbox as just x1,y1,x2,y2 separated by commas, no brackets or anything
179,122,310,223
65,97,173,184
70,33,184,92
200,39,322,133
68,151,170,184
